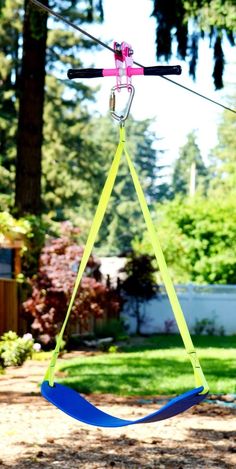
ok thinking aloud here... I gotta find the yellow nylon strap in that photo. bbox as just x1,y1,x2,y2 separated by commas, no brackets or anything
44,127,125,385
45,125,208,394
123,131,208,393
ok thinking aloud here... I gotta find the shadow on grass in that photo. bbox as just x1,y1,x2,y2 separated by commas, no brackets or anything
57,344,235,396
58,352,235,396
58,356,193,394
54,334,235,396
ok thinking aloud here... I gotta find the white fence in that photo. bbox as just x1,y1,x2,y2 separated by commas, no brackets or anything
122,284,236,336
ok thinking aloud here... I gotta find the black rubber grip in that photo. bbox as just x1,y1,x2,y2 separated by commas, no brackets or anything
67,68,103,79
143,65,182,76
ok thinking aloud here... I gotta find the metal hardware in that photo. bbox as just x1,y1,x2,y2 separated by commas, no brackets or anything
110,84,135,123
114,41,134,87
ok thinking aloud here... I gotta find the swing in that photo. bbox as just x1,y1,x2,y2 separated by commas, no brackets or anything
41,41,209,427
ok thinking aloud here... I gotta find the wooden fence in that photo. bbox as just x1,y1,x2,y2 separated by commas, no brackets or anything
0,278,18,336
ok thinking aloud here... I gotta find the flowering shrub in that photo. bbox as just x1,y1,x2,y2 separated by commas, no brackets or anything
23,228,122,345
0,331,41,368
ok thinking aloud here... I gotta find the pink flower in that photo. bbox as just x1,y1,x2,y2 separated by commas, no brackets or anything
23,333,33,341
33,343,41,352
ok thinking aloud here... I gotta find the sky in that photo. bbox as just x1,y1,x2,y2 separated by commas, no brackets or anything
78,0,235,169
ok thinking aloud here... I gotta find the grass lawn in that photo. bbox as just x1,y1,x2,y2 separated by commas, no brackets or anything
57,334,236,396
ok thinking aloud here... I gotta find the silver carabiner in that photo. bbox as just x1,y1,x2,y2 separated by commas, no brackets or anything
109,84,135,123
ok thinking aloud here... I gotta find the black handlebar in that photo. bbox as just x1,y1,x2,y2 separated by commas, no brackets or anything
67,68,104,79
143,65,181,76
67,65,182,80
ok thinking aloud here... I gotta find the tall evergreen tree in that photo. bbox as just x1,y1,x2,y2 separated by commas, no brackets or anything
15,0,48,215
0,0,22,209
0,0,103,216
172,131,209,196
41,74,102,220
209,95,236,194
152,0,236,89
81,115,167,255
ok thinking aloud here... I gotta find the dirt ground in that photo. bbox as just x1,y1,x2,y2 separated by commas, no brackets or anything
0,353,235,469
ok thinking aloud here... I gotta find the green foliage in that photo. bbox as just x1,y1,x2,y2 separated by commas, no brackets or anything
31,350,52,361
120,252,159,334
121,253,158,299
0,1,166,256
41,75,96,220
152,0,236,88
209,98,236,195
43,112,166,255
0,0,21,210
108,345,119,354
82,115,166,255
0,211,31,244
0,331,40,367
1,73,165,257
94,319,126,341
0,0,104,215
193,317,225,336
158,95,236,284
20,214,48,277
134,194,236,284
0,211,50,279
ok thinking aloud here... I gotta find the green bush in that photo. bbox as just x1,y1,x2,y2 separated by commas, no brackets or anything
0,211,31,244
0,331,41,367
94,319,126,341
193,318,225,336
134,194,236,284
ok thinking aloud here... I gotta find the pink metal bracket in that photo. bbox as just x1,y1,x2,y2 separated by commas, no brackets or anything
102,41,142,86
114,41,134,86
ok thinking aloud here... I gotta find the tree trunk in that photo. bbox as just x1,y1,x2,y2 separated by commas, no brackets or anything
15,0,48,215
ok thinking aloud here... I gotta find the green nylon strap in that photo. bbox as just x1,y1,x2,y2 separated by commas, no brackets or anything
45,125,209,394
44,127,125,385
123,143,208,393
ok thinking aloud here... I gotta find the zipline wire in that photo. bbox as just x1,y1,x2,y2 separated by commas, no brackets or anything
31,0,116,54
31,0,236,115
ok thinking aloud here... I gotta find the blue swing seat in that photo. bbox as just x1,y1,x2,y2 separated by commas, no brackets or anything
41,381,208,427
